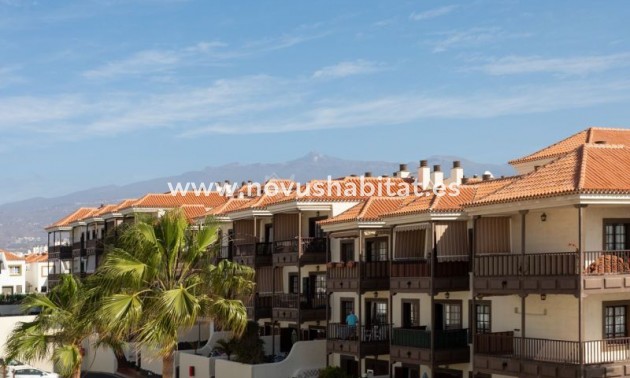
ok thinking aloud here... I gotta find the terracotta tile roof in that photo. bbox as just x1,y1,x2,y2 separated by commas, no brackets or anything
179,204,209,222
92,204,118,217
112,199,138,212
470,143,630,206
120,192,228,211
25,253,48,263
204,197,255,217
319,197,409,225
509,127,630,165
0,249,24,261
47,207,99,229
384,185,479,217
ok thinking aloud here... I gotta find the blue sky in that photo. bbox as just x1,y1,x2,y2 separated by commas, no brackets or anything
1,0,630,203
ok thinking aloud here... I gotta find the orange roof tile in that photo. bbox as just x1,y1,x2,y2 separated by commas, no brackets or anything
179,204,208,222
47,207,99,229
25,253,48,263
120,192,228,211
0,249,24,261
92,204,118,217
471,143,630,206
204,197,255,217
509,127,630,165
319,197,409,225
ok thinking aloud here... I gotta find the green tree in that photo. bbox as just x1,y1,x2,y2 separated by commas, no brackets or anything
4,275,117,378
94,209,255,378
231,321,265,364
213,338,236,361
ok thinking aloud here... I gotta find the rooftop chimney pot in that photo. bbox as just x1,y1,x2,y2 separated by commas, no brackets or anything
453,160,461,168
433,165,442,172
364,172,373,177
399,163,408,171
420,160,428,167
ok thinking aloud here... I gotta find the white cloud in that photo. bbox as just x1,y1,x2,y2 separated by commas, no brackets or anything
83,41,227,79
410,5,458,21
312,60,386,79
430,27,530,53
477,53,630,76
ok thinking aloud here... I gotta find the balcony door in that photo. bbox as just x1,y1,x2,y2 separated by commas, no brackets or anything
341,240,355,262
434,300,462,331
309,216,327,238
366,237,388,262
265,224,273,243
366,299,388,326
340,356,358,378
394,366,420,378
401,299,419,329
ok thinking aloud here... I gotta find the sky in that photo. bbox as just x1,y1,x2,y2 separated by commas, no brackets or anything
1,0,630,204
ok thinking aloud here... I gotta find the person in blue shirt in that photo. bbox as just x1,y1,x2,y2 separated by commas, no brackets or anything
345,310,359,339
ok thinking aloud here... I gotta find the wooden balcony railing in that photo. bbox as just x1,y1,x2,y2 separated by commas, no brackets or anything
49,245,72,259
474,252,578,277
234,243,256,257
475,332,630,365
256,242,273,256
302,237,327,254
273,293,327,309
328,323,391,343
392,328,468,349
327,261,390,280
391,259,469,277
245,294,272,319
274,239,298,254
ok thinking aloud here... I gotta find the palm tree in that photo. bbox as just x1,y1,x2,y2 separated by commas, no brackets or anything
213,338,236,360
4,275,98,378
94,209,255,378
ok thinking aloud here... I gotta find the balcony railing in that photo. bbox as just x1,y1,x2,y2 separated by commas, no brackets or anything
256,242,273,256
391,259,469,277
274,239,298,254
328,323,391,343
302,237,326,254
327,261,391,280
49,245,72,259
273,293,327,309
234,243,256,257
475,332,630,365
474,252,579,277
392,328,469,349
584,250,630,275
245,294,272,319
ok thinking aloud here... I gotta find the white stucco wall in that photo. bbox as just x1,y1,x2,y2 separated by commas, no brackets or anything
215,340,325,378
0,316,54,372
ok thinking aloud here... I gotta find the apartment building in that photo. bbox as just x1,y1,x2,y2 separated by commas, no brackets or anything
45,192,228,288
40,126,630,378
0,249,26,295
24,253,49,293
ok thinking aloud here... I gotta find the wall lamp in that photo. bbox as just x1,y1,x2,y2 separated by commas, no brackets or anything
445,292,450,299
540,294,547,301
540,213,547,222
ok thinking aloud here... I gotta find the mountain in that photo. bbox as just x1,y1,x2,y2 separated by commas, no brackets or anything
0,153,514,252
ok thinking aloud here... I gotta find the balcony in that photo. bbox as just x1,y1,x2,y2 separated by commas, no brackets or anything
85,239,104,256
390,327,470,365
49,245,72,260
272,238,327,266
327,323,391,357
390,258,470,294
474,250,630,295
72,242,85,258
233,243,272,267
474,252,579,295
327,261,390,292
245,294,272,320
474,332,630,377
217,245,233,262
272,293,326,322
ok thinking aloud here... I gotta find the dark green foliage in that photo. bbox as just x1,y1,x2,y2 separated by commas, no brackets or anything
319,366,350,378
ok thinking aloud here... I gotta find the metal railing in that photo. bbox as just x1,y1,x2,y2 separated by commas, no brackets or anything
392,327,468,349
327,323,391,343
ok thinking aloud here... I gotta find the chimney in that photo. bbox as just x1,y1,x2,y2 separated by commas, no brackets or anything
431,165,444,188
446,160,464,186
461,176,470,184
396,163,410,178
418,160,431,190
364,171,373,178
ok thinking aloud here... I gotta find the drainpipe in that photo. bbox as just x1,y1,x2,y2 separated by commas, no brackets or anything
297,211,302,341
430,221,436,376
358,229,364,374
519,210,528,375
471,215,480,376
577,204,587,378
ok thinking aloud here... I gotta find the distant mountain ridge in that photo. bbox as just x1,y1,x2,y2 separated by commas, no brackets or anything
0,153,514,252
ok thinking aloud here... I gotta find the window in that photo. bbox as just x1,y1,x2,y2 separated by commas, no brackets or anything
401,299,420,328
2,286,13,295
472,301,491,334
604,302,629,339
340,299,354,323
340,240,355,261
313,274,326,294
288,273,299,294
604,221,630,250
366,300,388,325
9,265,21,276
40,266,48,277
309,216,327,238
436,301,462,330
16,285,22,294
366,238,388,262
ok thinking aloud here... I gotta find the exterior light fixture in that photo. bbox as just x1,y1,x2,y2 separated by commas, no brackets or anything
374,291,378,298
540,213,547,222
445,292,450,299
541,294,547,301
